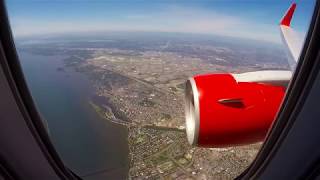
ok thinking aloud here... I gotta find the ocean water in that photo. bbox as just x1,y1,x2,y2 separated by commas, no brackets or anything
18,51,129,179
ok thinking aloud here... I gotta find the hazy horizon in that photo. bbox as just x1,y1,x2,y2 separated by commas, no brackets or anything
7,0,315,43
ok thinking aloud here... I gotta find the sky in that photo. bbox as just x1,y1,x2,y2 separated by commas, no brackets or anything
6,0,316,43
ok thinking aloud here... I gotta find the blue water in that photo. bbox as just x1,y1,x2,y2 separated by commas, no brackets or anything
18,51,129,179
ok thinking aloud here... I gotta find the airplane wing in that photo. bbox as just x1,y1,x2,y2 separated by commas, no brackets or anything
232,70,292,86
280,3,303,70
231,3,303,86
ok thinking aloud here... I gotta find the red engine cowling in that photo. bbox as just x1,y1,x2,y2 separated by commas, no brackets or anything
185,74,285,147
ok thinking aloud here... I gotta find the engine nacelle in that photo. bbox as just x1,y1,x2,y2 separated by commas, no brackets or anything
185,74,285,147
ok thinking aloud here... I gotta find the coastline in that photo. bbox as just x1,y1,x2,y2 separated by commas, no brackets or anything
89,100,130,126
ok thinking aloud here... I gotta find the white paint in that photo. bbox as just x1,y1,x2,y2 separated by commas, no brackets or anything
280,25,303,71
232,70,292,86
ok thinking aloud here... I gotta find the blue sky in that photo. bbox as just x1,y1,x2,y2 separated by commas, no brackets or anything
6,0,315,43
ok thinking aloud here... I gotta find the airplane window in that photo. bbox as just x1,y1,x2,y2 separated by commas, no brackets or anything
6,0,315,179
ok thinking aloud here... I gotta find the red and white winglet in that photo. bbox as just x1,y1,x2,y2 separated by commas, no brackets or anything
280,3,303,70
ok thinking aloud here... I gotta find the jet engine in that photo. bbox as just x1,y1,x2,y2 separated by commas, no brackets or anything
185,73,285,147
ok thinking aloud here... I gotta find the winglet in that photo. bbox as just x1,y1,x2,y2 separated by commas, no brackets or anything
280,3,296,26
280,3,302,70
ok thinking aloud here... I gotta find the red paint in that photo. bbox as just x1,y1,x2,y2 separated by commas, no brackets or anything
280,3,296,26
193,74,285,147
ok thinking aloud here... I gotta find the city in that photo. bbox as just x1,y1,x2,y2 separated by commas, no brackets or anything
19,32,289,179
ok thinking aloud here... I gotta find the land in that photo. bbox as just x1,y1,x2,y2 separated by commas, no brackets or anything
18,32,289,179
